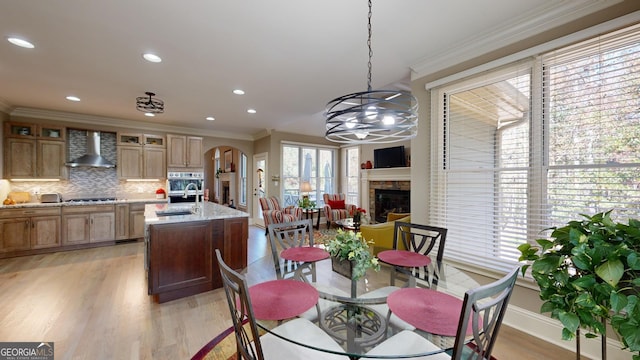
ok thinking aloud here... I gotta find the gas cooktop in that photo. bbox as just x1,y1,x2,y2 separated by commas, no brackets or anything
63,197,117,203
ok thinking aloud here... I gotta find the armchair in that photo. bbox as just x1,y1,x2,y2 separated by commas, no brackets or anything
259,196,303,234
322,193,356,228
359,212,411,255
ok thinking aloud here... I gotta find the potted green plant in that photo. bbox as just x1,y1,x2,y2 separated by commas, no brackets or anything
325,229,380,280
518,210,640,358
297,197,316,209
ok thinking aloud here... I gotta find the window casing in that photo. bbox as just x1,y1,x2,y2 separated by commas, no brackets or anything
281,143,336,207
431,23,640,273
240,153,247,206
344,147,360,206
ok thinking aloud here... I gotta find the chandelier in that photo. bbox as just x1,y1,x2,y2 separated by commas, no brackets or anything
136,91,164,114
325,0,418,143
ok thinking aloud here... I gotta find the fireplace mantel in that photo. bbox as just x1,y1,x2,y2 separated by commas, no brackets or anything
360,167,410,182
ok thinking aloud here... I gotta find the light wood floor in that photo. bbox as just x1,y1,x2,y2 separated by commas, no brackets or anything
0,226,580,359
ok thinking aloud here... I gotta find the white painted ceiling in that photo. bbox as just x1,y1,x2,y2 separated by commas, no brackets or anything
0,1,620,140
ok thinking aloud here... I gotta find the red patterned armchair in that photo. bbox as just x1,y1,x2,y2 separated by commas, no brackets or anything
259,196,303,234
323,193,357,228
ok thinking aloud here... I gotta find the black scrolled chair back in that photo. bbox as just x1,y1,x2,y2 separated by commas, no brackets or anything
215,249,264,360
451,266,519,360
392,221,448,285
267,219,316,281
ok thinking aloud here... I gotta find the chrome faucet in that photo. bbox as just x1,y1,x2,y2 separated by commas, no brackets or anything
183,183,201,213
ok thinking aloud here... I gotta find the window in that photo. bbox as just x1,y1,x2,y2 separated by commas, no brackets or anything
214,148,220,201
431,24,640,273
344,147,360,205
240,153,247,206
281,143,336,207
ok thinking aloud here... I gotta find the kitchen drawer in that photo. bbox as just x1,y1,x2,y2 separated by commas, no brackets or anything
0,207,61,218
62,205,115,214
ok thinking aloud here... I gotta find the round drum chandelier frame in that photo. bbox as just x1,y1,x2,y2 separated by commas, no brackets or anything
136,91,164,114
325,0,418,144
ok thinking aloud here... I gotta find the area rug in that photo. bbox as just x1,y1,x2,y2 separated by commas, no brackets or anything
313,228,339,244
190,325,237,360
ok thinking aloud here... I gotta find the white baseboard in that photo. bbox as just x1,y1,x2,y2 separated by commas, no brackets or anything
503,305,634,359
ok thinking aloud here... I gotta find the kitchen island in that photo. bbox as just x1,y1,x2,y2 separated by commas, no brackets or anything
145,201,249,303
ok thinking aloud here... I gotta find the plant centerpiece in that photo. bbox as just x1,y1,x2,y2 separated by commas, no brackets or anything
518,210,640,358
325,229,380,280
297,197,316,209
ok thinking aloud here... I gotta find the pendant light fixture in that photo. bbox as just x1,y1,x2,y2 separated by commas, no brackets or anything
136,91,164,115
325,0,418,143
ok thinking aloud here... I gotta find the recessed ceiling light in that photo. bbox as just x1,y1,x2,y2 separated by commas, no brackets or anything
66,96,81,102
233,89,245,95
247,109,256,114
143,53,162,63
144,112,155,117
206,116,215,121
7,37,34,49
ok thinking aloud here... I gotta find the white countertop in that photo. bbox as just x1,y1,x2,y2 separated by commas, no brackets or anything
144,201,249,225
0,198,168,209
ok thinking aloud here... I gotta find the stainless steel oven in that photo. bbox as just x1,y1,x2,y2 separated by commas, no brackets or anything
167,171,204,202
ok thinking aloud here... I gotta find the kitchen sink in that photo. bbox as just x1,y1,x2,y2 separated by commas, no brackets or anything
155,209,194,216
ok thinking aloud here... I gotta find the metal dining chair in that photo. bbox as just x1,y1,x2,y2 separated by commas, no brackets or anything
215,249,346,360
378,221,448,287
366,266,519,359
267,219,320,282
266,220,348,323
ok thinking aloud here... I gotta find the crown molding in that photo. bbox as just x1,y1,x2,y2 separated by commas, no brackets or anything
410,0,622,80
0,97,13,114
10,107,255,141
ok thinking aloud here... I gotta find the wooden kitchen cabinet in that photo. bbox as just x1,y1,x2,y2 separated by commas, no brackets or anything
0,207,61,254
4,138,35,178
143,147,166,179
147,215,248,303
117,146,143,179
167,134,203,168
117,132,166,179
90,212,115,242
0,218,31,252
37,140,66,178
115,204,130,240
148,220,217,303
62,214,90,245
30,216,61,249
129,203,146,239
4,122,66,179
62,205,115,244
223,217,248,270
115,203,145,240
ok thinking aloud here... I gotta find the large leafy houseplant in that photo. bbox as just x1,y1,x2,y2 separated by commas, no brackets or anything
325,229,380,280
518,210,640,358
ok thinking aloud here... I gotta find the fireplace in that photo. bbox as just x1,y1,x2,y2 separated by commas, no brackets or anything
374,189,410,223
221,181,230,204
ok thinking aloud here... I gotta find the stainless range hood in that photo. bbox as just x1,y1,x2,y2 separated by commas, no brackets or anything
66,131,115,168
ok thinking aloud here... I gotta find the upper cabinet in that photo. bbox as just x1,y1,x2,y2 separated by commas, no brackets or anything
166,134,203,169
4,122,67,179
117,132,167,179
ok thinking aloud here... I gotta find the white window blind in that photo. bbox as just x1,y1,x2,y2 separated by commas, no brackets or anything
432,23,640,273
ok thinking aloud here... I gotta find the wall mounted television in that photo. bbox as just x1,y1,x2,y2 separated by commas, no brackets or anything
374,146,406,168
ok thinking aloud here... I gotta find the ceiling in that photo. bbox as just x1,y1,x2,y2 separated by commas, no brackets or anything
0,1,622,140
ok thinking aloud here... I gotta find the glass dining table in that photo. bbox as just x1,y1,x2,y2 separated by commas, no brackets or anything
242,250,480,359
